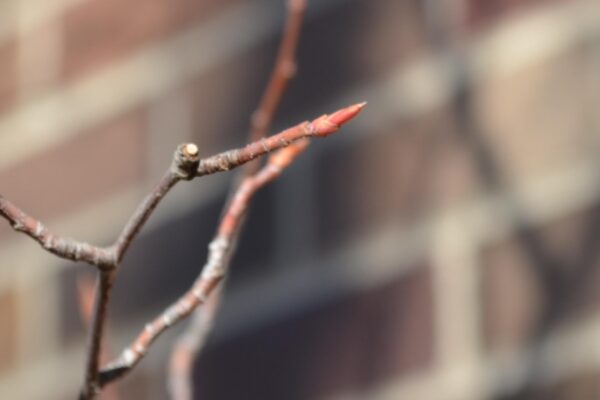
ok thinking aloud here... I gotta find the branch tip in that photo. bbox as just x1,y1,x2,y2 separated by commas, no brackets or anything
328,102,366,126
312,102,366,137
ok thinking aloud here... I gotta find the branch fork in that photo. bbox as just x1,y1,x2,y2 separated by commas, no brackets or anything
0,0,366,397
0,102,364,399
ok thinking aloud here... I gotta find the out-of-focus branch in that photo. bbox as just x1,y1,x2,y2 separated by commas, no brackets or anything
168,3,308,397
98,139,314,387
167,286,223,400
248,0,307,145
0,0,366,397
95,104,363,390
77,275,97,325
0,88,362,399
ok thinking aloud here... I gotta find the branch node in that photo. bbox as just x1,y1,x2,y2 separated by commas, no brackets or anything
201,237,230,279
171,143,200,180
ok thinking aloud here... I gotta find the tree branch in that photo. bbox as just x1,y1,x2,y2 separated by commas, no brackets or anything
0,96,362,400
196,102,366,176
0,196,114,267
248,0,307,145
112,143,200,263
0,103,361,270
98,139,313,387
94,103,363,390
167,286,223,400
168,2,309,397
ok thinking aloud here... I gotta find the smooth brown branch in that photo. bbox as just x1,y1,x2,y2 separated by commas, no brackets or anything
98,139,313,387
0,196,114,267
196,102,366,177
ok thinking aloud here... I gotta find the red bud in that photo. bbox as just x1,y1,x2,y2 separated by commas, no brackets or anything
312,102,366,136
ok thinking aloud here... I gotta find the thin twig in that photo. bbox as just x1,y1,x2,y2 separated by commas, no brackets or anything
97,103,363,392
0,196,114,267
98,139,313,387
0,101,363,399
196,102,367,177
167,286,223,400
0,102,361,265
113,143,200,262
81,270,116,399
79,144,201,400
168,2,308,397
68,103,365,395
248,0,307,145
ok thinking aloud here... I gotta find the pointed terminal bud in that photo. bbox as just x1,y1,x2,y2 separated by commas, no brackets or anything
312,102,366,137
329,102,366,126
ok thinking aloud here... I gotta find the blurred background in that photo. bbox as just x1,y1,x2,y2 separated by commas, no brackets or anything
1,0,600,398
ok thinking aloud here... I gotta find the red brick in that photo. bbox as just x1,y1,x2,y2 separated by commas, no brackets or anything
476,47,596,183
466,0,562,31
195,265,434,399
482,206,600,352
316,108,480,249
0,109,147,233
62,0,241,80
306,265,434,395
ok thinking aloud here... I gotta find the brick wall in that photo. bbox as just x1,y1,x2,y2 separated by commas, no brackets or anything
1,0,600,399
